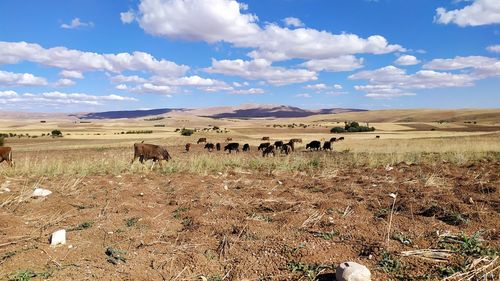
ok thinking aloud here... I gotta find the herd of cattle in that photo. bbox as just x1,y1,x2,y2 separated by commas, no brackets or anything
0,136,346,168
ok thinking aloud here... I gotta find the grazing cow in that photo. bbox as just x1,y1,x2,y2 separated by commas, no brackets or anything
262,145,275,157
274,141,284,150
0,147,13,167
204,143,215,152
322,141,332,151
258,142,271,151
306,140,321,151
330,137,337,143
185,143,191,152
281,144,292,155
131,142,171,170
224,142,240,153
262,136,270,141
216,143,221,151
286,141,295,152
225,137,233,142
337,137,345,141
197,138,207,144
290,138,302,143
242,143,250,152
376,135,380,139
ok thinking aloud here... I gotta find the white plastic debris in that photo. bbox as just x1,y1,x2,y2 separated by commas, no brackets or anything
278,180,283,185
336,261,371,281
385,165,394,171
50,229,66,246
389,193,397,199
32,188,52,197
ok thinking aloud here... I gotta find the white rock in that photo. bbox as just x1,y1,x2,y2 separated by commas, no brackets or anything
50,229,66,246
336,262,371,281
32,188,52,197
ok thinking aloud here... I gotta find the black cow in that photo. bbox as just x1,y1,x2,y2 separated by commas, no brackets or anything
197,138,207,144
242,143,250,152
262,145,275,157
274,141,284,149
376,135,380,139
322,141,332,151
337,137,345,141
281,144,292,155
258,142,271,151
306,141,321,151
224,142,240,153
329,137,337,143
216,143,221,151
204,143,215,152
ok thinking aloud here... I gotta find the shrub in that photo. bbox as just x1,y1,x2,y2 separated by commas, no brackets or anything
0,137,4,146
330,127,345,133
180,128,194,136
51,129,63,137
125,130,153,134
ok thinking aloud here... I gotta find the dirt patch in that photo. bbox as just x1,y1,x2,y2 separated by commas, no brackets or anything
0,160,498,280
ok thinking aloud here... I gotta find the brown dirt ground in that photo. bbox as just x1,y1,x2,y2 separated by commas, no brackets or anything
0,147,499,280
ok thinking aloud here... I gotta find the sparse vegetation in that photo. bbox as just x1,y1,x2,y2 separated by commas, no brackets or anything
180,128,194,136
51,129,63,137
125,130,153,134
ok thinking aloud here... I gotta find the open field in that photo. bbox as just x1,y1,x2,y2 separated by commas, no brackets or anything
0,109,499,280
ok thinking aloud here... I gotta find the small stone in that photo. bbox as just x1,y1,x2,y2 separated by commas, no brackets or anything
50,229,66,246
32,188,52,197
139,192,144,196
336,261,371,281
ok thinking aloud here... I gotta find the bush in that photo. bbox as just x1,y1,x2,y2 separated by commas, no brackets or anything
51,129,63,137
0,137,4,146
180,128,194,136
342,121,375,133
330,127,345,133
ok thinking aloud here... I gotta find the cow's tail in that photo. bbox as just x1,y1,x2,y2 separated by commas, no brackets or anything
141,140,144,143
166,151,172,161
8,149,13,166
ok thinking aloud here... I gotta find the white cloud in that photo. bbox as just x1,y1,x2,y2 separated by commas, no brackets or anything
116,84,128,90
486,44,500,53
333,84,343,90
128,83,175,95
120,11,136,24
59,70,84,79
435,0,500,27
134,0,403,61
0,90,137,106
61,18,94,29
350,65,477,98
283,17,304,28
0,41,189,76
206,58,317,85
300,56,364,72
423,55,500,79
304,83,328,90
54,78,75,87
295,93,312,98
0,70,47,86
394,55,421,66
231,88,265,94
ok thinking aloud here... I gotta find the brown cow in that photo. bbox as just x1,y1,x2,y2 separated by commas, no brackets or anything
262,145,275,157
131,142,171,170
0,147,13,167
281,144,292,155
197,138,207,144
225,137,233,142
262,136,270,141
290,138,302,143
185,143,191,152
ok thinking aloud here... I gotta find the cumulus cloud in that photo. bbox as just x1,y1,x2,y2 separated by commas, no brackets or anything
283,17,304,27
434,0,500,27
134,0,403,61
304,83,328,90
206,58,317,85
59,70,84,79
54,78,76,87
112,74,233,93
295,93,312,98
120,11,136,24
486,44,500,53
300,56,364,72
0,70,48,86
61,18,94,29
350,65,477,98
231,88,265,94
394,55,421,66
423,55,500,79
0,90,136,106
0,41,189,76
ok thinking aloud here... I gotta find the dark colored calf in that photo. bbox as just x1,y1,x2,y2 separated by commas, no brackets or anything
281,144,292,155
258,142,270,151
329,137,337,143
337,137,345,141
224,142,239,153
185,143,191,152
262,136,270,141
262,145,275,157
306,140,321,151
216,143,221,151
204,143,215,151
274,141,284,149
242,143,250,152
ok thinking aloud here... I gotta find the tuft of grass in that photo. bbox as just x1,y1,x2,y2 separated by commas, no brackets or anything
68,221,94,231
378,251,402,273
286,261,335,281
310,230,339,240
124,217,139,228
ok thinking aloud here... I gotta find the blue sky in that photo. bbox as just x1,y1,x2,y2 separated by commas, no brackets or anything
0,0,499,112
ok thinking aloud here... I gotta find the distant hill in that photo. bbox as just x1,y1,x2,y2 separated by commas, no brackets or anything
74,104,367,119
